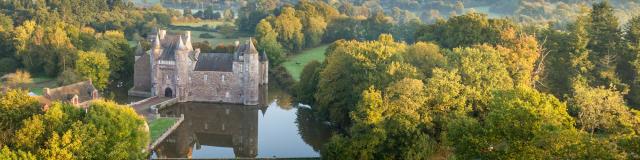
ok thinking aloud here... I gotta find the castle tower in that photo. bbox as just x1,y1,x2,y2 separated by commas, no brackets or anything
150,34,164,96
242,38,260,105
175,36,191,102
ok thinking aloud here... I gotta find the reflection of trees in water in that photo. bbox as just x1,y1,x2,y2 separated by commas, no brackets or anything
276,95,293,110
153,103,259,159
267,85,294,110
295,107,333,152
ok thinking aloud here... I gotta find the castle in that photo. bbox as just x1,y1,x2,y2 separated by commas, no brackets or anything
129,29,268,105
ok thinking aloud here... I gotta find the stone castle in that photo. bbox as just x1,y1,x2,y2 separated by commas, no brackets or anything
129,29,268,105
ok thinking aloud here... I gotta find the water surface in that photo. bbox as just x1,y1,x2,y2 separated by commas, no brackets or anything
151,86,331,158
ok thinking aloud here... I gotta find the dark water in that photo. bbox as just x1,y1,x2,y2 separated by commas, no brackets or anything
150,86,332,159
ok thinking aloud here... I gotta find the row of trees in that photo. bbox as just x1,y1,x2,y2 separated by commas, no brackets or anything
0,1,179,90
295,2,640,159
250,0,422,67
0,90,149,159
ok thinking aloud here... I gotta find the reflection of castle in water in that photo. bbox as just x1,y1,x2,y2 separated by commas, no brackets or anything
153,87,268,158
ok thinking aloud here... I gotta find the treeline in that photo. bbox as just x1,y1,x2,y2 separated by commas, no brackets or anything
0,1,179,90
295,2,640,159
243,0,422,66
0,90,148,159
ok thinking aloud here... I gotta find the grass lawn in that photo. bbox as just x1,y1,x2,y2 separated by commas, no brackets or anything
282,45,329,81
149,117,178,142
168,29,249,46
27,76,58,95
171,20,232,28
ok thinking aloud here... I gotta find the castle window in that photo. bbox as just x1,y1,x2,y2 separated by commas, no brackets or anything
204,75,208,81
222,75,225,82
225,92,229,98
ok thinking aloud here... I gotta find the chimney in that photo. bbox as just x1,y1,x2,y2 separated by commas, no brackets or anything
43,88,50,97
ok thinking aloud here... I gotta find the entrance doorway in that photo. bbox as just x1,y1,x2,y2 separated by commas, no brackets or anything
165,88,173,97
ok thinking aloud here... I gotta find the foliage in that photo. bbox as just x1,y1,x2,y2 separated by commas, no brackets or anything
447,87,580,159
314,35,417,127
295,61,322,104
75,51,110,90
5,70,33,89
0,89,149,159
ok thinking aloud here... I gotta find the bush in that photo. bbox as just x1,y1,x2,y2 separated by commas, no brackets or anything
199,33,216,39
0,58,18,74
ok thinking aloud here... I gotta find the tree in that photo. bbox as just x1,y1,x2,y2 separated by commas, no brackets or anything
323,79,437,159
403,42,446,77
273,7,304,52
0,89,41,146
416,12,515,49
587,1,624,88
5,70,33,89
446,45,513,114
569,84,635,135
447,87,582,159
255,19,285,66
314,35,415,127
75,51,110,90
295,60,322,104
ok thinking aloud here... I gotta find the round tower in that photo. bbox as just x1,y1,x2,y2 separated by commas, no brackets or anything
175,36,191,102
243,38,260,105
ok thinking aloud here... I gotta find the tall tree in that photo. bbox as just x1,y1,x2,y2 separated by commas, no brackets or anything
75,51,110,90
587,1,624,88
255,19,285,66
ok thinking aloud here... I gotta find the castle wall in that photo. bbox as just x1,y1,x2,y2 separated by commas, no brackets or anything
156,65,178,97
132,53,152,95
187,71,243,103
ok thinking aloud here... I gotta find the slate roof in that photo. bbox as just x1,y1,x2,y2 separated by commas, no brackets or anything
45,81,97,103
194,53,234,72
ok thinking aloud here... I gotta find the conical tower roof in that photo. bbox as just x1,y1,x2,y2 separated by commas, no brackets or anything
176,35,187,50
153,34,161,49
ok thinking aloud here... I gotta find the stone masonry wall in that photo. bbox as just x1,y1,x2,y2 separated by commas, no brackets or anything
187,71,243,103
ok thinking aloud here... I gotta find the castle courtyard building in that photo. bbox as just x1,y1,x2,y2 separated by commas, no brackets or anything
129,29,268,105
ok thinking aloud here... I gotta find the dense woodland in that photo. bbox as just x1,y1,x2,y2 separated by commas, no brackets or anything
0,0,640,159
289,1,640,159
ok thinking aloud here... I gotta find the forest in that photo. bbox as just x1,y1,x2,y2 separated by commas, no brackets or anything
0,0,639,159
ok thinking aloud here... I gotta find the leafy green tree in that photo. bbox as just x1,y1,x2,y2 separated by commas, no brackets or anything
75,51,110,90
255,19,285,66
0,89,41,145
403,42,446,77
446,45,513,114
295,60,322,104
5,70,33,89
447,87,581,159
323,79,437,159
314,35,415,127
416,12,515,48
587,1,624,88
274,7,304,52
569,84,636,135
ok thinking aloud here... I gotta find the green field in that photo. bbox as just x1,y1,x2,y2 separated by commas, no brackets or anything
171,20,232,28
149,117,178,142
27,76,58,95
283,45,329,81
166,29,249,46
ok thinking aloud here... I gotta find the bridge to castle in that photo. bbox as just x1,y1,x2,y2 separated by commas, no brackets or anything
130,96,176,121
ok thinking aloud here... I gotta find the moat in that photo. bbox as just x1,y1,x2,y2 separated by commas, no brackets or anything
147,86,332,159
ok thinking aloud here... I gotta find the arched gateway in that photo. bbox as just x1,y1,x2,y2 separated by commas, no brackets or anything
165,88,173,97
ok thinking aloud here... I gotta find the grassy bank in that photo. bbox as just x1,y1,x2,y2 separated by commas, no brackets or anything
282,45,329,81
149,117,178,142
